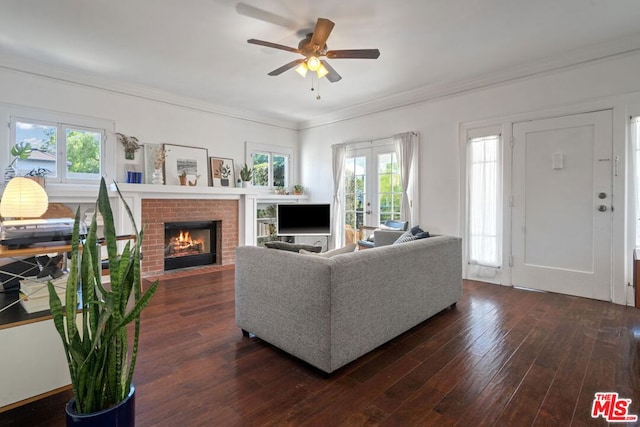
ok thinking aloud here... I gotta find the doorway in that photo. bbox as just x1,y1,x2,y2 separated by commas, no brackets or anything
511,110,613,300
344,145,402,241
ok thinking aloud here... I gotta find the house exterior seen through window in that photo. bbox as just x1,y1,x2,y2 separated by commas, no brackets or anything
12,118,103,183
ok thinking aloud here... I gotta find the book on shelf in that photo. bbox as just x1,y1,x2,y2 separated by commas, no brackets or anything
18,275,68,314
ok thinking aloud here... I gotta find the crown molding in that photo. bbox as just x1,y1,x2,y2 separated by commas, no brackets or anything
3,33,640,133
298,34,640,130
0,54,299,131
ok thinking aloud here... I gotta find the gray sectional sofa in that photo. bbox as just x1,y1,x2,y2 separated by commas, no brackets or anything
235,235,462,373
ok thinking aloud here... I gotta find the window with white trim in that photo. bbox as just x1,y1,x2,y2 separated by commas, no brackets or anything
10,116,105,183
467,133,501,267
246,142,292,190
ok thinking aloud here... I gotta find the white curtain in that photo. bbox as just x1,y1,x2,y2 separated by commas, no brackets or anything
393,132,418,224
331,144,346,249
467,135,500,267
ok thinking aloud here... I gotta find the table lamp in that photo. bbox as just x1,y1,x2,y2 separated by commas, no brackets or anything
0,177,49,219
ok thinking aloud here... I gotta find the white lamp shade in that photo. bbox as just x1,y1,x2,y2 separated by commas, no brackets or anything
0,177,49,218
307,56,321,72
295,62,308,77
316,64,329,79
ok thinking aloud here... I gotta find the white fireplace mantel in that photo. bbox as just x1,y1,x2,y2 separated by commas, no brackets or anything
108,183,263,246
106,184,314,247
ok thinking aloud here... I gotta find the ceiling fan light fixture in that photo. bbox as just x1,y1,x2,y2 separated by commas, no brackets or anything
316,64,329,79
307,56,321,72
295,62,308,77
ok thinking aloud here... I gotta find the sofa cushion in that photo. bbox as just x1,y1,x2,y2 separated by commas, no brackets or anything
300,244,357,258
264,241,322,253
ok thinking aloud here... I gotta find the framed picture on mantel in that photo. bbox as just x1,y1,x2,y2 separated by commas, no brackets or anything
210,157,235,187
163,144,209,187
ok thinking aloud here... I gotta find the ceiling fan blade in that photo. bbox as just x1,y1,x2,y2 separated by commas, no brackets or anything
268,59,305,76
236,3,299,30
320,60,342,83
247,39,301,54
326,49,381,59
310,18,335,50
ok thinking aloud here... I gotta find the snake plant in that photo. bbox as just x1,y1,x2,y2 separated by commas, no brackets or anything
48,178,158,414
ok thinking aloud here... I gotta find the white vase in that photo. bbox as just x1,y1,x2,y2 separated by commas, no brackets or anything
152,169,163,185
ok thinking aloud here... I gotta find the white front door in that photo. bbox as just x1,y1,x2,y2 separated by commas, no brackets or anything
511,110,613,300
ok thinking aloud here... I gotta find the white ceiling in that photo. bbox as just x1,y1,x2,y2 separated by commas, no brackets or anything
2,0,640,128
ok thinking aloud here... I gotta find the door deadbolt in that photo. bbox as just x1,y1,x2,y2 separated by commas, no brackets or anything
598,192,607,199
598,205,608,212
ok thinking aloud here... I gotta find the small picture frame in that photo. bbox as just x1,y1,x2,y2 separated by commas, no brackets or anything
210,157,235,187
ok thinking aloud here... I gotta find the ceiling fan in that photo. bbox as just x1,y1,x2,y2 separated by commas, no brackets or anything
247,17,380,83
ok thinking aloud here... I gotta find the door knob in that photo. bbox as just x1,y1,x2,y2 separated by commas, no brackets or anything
366,210,372,215
598,192,607,199
598,205,608,212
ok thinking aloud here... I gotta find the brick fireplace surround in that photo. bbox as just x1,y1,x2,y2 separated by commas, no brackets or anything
140,199,238,277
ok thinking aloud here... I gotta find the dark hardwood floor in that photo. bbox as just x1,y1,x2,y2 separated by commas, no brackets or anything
3,270,639,426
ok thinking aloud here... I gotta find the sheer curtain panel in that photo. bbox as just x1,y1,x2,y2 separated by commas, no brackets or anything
393,132,419,225
332,144,347,249
467,135,500,267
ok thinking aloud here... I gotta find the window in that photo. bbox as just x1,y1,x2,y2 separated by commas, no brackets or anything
467,134,501,267
11,117,104,183
247,143,292,190
344,155,366,231
377,152,402,222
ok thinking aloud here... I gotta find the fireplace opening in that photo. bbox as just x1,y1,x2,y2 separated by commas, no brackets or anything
164,221,218,271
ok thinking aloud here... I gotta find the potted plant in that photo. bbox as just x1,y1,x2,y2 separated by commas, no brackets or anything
25,167,52,187
47,177,158,425
293,184,304,195
239,163,253,187
116,132,142,160
179,170,187,186
4,141,32,183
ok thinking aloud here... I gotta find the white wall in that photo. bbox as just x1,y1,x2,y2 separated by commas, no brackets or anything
299,51,640,305
0,67,298,186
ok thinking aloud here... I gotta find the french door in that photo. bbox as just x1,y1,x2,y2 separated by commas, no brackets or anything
344,146,402,240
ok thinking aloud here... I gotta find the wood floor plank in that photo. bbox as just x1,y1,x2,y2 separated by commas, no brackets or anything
2,273,639,427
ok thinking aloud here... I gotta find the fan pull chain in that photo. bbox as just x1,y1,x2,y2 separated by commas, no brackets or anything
316,77,321,100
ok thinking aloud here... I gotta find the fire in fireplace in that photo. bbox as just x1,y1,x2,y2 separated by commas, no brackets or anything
164,221,218,271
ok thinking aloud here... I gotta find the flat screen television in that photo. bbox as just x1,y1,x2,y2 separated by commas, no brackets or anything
277,203,331,236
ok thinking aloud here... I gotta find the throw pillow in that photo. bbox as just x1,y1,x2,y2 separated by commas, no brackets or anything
410,225,430,239
393,230,417,244
410,225,424,235
300,244,357,258
264,241,322,253
415,231,430,239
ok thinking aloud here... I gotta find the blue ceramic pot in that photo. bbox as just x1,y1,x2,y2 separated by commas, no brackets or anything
65,385,135,426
